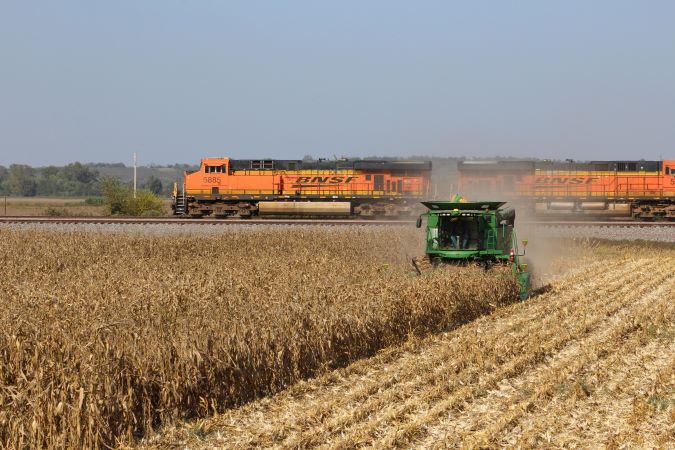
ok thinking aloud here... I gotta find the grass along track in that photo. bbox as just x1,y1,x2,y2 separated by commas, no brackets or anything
146,247,675,449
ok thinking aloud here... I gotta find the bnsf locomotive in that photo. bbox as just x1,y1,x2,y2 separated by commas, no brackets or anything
173,157,432,218
458,159,675,219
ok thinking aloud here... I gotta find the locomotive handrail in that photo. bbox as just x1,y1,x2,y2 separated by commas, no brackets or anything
185,188,427,197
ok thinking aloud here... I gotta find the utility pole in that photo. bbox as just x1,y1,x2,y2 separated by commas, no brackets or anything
133,152,137,199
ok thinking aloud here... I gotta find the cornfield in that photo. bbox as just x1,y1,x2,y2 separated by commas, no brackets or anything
150,240,675,449
0,227,519,448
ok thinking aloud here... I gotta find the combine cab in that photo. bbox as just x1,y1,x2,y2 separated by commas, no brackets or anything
413,200,531,299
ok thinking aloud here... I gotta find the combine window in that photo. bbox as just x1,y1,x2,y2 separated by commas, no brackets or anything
365,175,371,181
667,167,671,175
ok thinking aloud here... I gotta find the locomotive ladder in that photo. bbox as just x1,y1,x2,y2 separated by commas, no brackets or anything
174,194,187,215
174,183,188,216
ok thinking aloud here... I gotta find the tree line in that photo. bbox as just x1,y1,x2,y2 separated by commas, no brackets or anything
0,163,168,197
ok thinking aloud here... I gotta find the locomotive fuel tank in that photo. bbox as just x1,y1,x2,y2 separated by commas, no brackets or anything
258,201,352,216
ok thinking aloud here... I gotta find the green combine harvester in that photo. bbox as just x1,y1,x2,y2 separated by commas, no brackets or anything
413,199,531,299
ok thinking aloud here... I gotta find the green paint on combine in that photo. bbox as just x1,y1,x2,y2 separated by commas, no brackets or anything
413,200,531,299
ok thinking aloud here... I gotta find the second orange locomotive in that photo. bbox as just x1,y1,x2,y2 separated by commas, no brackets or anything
458,159,675,219
173,157,432,218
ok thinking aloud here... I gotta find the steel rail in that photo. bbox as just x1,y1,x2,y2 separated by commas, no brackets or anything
0,216,415,226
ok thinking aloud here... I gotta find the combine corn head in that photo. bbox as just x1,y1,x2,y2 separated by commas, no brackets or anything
413,200,531,299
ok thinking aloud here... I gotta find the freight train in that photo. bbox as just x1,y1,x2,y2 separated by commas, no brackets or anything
458,159,675,219
173,157,432,218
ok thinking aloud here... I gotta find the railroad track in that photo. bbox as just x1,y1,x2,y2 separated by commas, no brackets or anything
0,216,673,226
0,216,415,226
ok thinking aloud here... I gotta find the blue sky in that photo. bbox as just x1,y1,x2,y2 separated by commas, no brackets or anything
1,1,674,166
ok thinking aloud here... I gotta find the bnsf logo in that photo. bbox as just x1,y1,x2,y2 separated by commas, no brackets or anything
535,177,598,185
292,176,357,187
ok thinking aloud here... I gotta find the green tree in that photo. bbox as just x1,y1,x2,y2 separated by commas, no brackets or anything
62,162,98,184
55,163,99,196
0,166,8,194
8,165,37,196
41,166,59,178
99,177,129,215
143,176,163,195
100,177,164,216
36,166,62,196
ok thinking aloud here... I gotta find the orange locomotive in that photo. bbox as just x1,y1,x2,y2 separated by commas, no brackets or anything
173,157,432,218
458,160,675,219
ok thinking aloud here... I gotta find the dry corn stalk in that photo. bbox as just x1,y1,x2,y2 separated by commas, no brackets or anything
0,227,519,448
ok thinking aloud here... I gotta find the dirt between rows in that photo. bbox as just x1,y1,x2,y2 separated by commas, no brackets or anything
143,246,675,449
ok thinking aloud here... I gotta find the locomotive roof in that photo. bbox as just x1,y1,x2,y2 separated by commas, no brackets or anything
457,161,535,172
458,160,662,172
226,159,432,171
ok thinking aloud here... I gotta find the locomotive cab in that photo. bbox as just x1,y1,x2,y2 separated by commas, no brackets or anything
665,160,675,177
